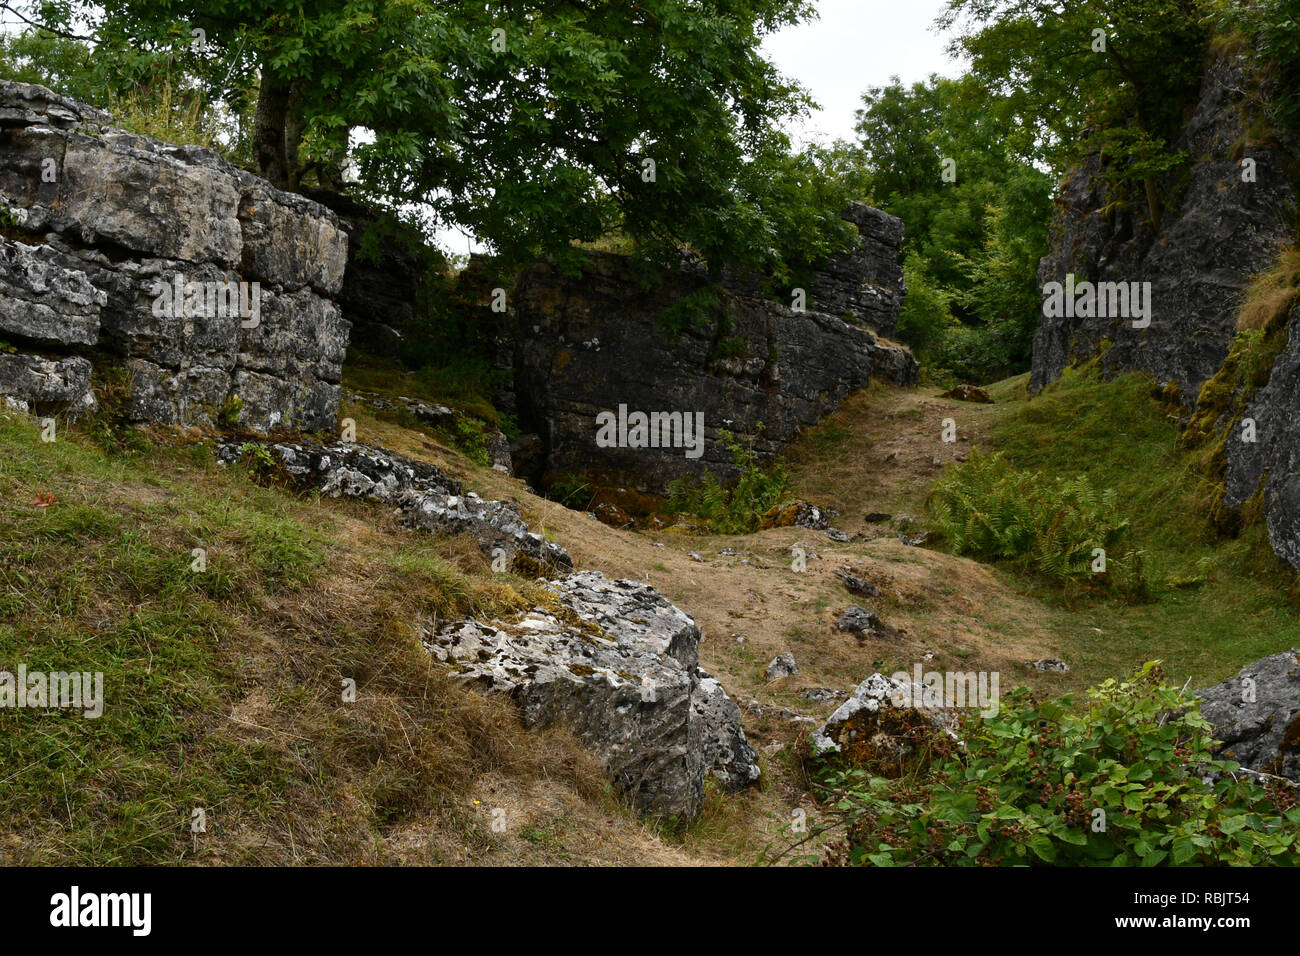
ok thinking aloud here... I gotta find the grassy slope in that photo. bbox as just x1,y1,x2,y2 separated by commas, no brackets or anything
0,410,705,866
786,367,1300,693
983,367,1300,688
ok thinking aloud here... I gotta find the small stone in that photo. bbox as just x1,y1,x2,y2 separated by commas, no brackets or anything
835,567,880,597
765,653,799,681
836,605,879,637
800,687,843,703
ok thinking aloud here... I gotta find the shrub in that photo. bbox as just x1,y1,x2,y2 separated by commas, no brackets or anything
928,451,1149,596
666,431,790,535
815,662,1300,867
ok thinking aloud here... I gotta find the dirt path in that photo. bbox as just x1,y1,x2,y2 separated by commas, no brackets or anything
344,381,1075,861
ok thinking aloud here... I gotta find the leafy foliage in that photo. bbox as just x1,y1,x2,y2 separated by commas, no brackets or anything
1217,0,1300,131
841,74,1052,381
21,0,853,279
928,451,1150,596
816,662,1300,866
940,0,1210,181
666,431,790,535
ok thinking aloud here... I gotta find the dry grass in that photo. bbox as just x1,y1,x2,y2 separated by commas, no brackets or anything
1237,244,1300,332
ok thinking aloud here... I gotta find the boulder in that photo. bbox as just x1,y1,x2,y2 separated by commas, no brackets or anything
759,501,832,531
1196,649,1300,782
765,653,799,681
835,567,881,598
0,353,95,417
810,673,961,774
940,384,993,404
425,571,760,817
836,605,880,637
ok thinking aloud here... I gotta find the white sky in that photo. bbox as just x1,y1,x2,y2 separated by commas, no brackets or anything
762,0,965,147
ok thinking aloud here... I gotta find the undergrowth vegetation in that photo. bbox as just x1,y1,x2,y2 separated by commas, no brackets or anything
666,432,792,535
977,364,1300,685
928,451,1153,601
813,663,1300,867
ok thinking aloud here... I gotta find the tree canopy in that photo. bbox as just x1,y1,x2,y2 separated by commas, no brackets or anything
5,0,854,275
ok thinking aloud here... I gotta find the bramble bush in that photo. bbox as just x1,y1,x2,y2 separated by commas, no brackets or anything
815,663,1300,866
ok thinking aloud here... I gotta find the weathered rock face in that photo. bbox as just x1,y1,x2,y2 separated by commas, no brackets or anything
0,80,349,432
512,221,916,493
1032,55,1300,571
424,571,760,818
215,439,571,575
1197,649,1300,783
1224,301,1300,568
1032,55,1297,398
804,203,906,337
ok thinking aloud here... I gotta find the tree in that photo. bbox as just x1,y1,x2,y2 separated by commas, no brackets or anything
939,0,1213,230
844,73,1052,380
18,0,852,276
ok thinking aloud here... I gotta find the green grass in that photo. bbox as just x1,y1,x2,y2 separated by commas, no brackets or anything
0,408,591,864
979,365,1300,689
343,349,507,429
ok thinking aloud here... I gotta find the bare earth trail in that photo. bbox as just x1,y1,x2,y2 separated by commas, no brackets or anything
345,380,1086,861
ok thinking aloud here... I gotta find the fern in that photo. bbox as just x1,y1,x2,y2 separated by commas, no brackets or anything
928,452,1151,598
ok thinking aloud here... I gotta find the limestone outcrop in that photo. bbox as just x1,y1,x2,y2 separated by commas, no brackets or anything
425,571,760,818
215,439,571,575
511,210,915,493
1031,55,1297,399
1197,648,1300,783
0,80,349,432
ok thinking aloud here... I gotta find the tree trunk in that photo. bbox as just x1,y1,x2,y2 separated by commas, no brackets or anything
1144,176,1162,233
253,75,292,189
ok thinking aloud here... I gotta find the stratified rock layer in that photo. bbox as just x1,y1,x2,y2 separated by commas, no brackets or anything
0,80,349,432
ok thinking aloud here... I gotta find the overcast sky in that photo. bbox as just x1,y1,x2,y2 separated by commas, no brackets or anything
762,0,964,147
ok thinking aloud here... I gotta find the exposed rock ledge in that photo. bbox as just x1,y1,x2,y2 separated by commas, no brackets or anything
215,439,571,575
1197,649,1300,783
425,571,760,819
